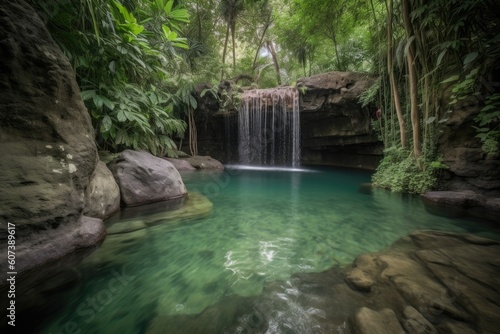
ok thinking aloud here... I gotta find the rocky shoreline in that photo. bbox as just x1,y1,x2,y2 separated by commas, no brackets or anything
147,230,500,334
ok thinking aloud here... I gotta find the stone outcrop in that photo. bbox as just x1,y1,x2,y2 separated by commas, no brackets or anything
437,96,500,196
297,71,383,169
422,94,500,222
422,191,500,222
108,150,187,206
181,155,224,170
84,161,121,220
192,72,383,169
0,0,106,279
144,231,500,334
162,157,196,171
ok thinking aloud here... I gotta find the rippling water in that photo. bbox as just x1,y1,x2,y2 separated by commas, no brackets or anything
17,166,500,333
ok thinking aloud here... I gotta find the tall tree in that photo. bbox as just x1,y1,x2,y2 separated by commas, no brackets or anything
401,0,420,158
386,0,407,148
220,0,245,78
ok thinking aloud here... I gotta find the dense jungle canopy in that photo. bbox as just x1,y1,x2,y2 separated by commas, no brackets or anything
28,0,500,193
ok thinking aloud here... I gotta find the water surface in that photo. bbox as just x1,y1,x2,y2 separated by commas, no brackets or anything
35,166,499,333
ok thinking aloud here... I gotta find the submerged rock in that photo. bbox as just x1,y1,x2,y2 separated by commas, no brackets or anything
108,150,187,206
145,230,500,333
106,192,213,235
0,0,105,279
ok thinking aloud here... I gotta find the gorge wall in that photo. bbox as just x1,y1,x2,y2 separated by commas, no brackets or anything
193,72,383,170
296,72,382,169
0,0,117,279
437,96,500,197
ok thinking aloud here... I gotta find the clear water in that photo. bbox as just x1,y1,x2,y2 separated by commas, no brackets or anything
35,166,499,333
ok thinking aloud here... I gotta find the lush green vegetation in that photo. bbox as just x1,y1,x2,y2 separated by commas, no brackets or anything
31,0,500,193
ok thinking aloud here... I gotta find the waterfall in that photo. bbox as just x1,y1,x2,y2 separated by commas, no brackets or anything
238,87,300,167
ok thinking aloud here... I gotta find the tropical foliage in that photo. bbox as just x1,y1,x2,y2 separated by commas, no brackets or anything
30,0,499,192
30,0,189,156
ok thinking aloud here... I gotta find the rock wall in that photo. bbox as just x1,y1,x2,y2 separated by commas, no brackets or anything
193,72,383,169
297,72,383,169
0,0,106,278
437,97,500,196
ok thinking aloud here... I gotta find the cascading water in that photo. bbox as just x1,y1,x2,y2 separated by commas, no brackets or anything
237,87,300,167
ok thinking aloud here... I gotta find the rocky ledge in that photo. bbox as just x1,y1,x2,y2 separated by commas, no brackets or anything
423,190,500,222
147,230,500,334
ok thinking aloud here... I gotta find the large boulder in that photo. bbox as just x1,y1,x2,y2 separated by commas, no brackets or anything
0,0,105,279
84,161,121,220
108,150,188,206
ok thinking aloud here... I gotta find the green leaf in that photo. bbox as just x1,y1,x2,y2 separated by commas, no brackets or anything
101,115,112,132
101,96,115,110
436,49,447,68
425,116,436,124
163,0,174,15
463,52,479,65
189,95,198,109
169,8,190,23
441,75,460,84
81,90,96,100
117,110,127,122
93,95,104,108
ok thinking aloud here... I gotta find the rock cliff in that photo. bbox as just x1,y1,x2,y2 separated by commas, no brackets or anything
297,72,382,169
0,0,106,278
193,72,383,169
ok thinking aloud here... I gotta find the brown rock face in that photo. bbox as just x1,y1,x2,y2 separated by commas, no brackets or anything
297,72,382,169
0,0,105,278
438,97,500,196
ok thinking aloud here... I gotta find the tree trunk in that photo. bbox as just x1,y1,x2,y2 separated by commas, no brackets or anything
402,0,421,158
331,30,343,71
267,40,281,85
231,21,236,70
252,19,271,71
188,108,198,156
387,0,407,149
221,21,230,79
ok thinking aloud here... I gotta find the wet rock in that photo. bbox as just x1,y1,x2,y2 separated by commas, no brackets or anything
136,230,500,334
403,306,438,334
437,321,477,334
297,72,383,170
352,307,404,334
108,150,187,206
422,191,500,222
422,191,479,208
12,216,105,276
0,0,103,279
106,192,212,235
84,161,120,220
162,157,196,171
181,155,224,170
437,96,500,196
344,254,379,291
